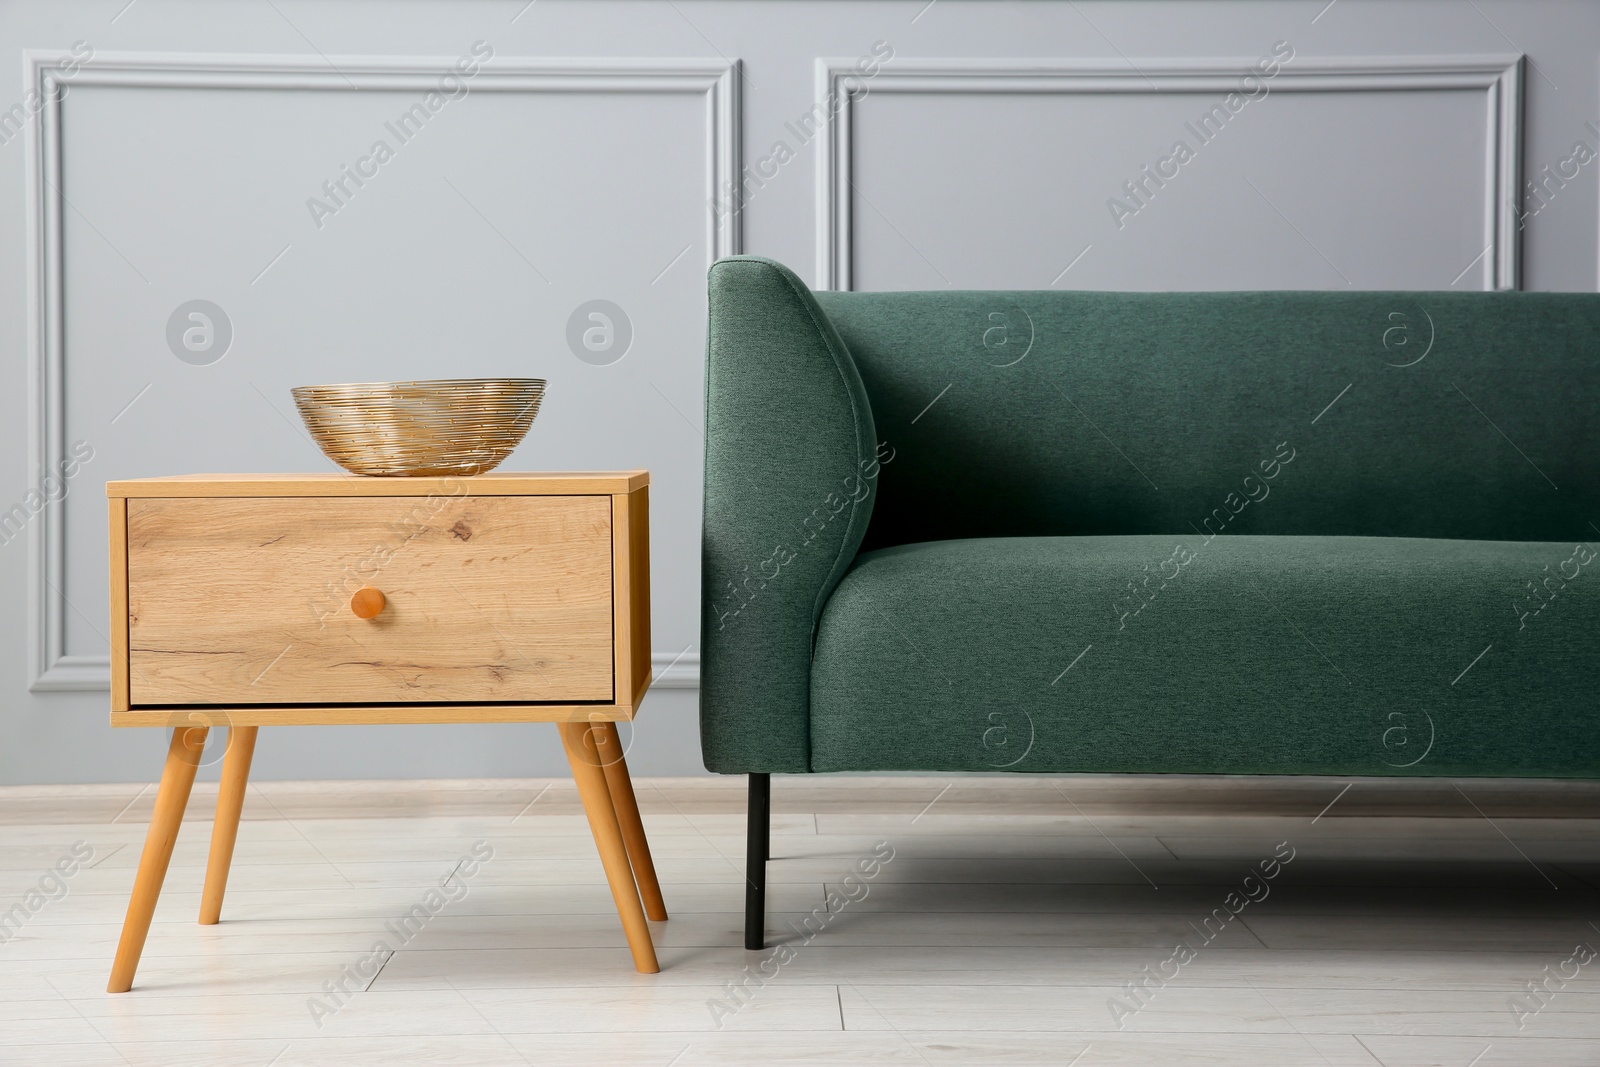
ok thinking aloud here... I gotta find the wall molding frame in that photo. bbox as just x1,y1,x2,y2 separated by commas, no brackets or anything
651,650,699,688
815,55,1523,291
24,49,740,691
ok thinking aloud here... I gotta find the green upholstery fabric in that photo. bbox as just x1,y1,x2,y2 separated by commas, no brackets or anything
700,255,1600,777
700,256,877,773
810,535,1600,777
811,289,1600,550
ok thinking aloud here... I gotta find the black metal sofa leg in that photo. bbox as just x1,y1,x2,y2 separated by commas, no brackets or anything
744,772,770,950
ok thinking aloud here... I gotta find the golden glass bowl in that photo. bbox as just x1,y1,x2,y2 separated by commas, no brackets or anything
291,378,546,477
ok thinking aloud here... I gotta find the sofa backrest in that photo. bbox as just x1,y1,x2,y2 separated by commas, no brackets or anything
812,288,1600,549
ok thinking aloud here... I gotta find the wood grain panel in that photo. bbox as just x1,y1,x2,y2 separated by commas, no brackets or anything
126,495,613,705
109,497,130,712
611,492,632,707
111,702,636,727
107,472,647,498
609,486,654,709
627,486,652,707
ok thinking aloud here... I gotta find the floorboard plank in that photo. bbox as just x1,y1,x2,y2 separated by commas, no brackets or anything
3,776,1594,1066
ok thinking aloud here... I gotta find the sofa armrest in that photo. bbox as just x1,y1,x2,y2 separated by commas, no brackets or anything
700,256,879,773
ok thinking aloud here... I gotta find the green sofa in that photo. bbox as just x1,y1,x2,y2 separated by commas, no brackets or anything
700,255,1600,949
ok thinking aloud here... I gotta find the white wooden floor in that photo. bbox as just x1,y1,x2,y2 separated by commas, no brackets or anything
1,774,1598,1066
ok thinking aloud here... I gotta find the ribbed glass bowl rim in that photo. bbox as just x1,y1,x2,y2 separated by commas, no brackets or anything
292,378,545,396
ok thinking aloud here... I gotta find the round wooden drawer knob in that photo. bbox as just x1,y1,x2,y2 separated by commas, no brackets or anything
349,587,386,620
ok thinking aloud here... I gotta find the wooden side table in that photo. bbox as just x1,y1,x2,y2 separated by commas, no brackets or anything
104,472,666,992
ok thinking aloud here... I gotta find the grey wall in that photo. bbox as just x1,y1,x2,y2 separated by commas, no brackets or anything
1,0,1595,784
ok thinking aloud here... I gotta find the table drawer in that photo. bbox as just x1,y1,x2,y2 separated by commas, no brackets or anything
125,494,614,705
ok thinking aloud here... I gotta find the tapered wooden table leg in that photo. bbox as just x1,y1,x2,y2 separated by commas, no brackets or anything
559,721,659,973
592,721,667,922
200,726,258,926
108,726,208,993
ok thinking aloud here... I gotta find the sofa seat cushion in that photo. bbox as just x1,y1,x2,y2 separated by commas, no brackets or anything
808,535,1599,776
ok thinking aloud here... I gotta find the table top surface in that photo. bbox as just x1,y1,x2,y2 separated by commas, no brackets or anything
106,471,649,498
